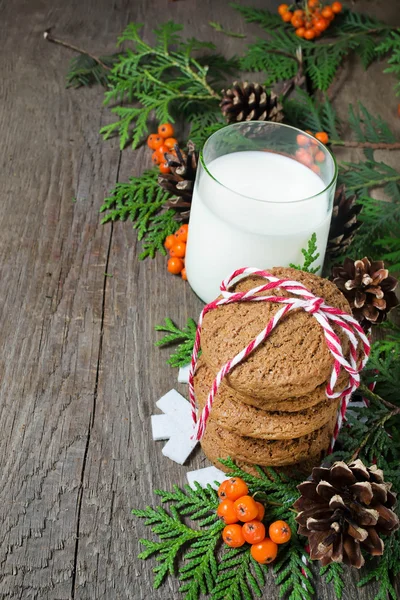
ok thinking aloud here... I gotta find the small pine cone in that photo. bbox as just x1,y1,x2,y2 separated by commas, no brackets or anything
330,257,398,331
220,81,284,124
294,460,399,568
327,185,362,258
158,141,198,222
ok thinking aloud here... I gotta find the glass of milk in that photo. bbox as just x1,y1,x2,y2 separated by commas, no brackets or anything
185,121,337,303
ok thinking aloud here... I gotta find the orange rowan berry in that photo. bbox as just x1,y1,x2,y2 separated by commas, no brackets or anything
278,3,289,15
151,134,164,150
255,501,265,521
159,162,171,174
296,148,314,167
233,496,259,522
158,123,175,138
151,150,161,165
315,150,326,162
156,144,169,161
222,524,245,548
314,17,329,31
331,1,343,13
169,241,186,258
181,267,187,281
315,131,329,144
311,164,321,174
147,134,157,149
291,15,304,28
251,538,278,564
174,223,189,242
242,520,266,544
224,478,249,502
269,520,292,544
293,9,304,18
282,11,293,22
304,28,316,40
321,6,334,19
217,499,239,525
164,234,176,250
164,137,178,150
218,480,229,501
295,27,306,37
167,257,184,275
308,0,320,7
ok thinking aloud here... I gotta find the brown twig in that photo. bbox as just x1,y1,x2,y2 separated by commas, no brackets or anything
358,383,400,412
43,30,111,71
330,139,400,151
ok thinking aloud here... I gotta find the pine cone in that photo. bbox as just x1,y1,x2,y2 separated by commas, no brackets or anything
327,185,362,258
158,141,198,222
294,460,399,568
220,82,284,124
330,257,398,331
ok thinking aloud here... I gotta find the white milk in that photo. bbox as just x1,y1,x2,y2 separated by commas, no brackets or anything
185,151,332,303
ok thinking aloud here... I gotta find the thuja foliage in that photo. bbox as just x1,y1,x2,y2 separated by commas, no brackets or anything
290,232,320,274
133,461,316,600
155,317,197,367
100,168,178,259
99,22,239,149
233,4,396,92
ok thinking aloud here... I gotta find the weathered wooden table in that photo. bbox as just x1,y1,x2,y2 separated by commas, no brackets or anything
1,0,399,598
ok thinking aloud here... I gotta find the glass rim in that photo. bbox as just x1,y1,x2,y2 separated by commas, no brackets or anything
199,121,338,205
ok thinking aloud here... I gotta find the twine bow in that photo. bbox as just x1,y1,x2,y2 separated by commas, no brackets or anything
188,268,370,451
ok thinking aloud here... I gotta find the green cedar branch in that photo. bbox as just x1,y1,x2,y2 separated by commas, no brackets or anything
320,563,345,600
290,233,320,274
101,168,179,260
155,317,197,368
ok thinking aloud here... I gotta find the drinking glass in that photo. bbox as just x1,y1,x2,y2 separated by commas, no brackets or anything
185,121,337,303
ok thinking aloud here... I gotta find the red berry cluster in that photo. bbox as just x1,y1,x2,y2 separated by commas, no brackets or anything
295,130,329,174
278,1,342,39
217,477,292,565
164,224,188,279
147,123,178,174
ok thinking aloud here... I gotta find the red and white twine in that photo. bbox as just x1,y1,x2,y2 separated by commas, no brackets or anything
188,267,370,452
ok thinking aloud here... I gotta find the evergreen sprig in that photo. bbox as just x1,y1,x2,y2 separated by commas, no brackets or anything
100,168,178,259
66,53,117,88
320,563,345,600
283,89,340,138
233,5,392,91
100,22,223,149
155,317,197,367
376,29,400,96
290,233,320,274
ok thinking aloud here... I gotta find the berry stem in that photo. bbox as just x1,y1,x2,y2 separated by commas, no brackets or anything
43,30,111,71
331,139,400,150
358,382,400,413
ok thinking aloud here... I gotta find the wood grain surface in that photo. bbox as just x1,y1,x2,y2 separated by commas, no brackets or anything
0,0,399,598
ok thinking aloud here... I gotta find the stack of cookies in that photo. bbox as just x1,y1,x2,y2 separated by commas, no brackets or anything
194,267,352,474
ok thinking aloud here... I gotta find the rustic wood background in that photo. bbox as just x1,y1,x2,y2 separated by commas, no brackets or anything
0,0,399,598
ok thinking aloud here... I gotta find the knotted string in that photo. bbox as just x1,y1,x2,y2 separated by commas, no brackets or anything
188,267,370,452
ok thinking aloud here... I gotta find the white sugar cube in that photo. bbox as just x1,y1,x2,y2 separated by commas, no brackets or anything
178,364,191,384
161,432,198,465
187,466,226,489
156,389,193,431
151,414,179,441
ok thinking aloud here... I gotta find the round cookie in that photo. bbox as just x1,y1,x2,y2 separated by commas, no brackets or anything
201,267,351,402
194,358,340,439
208,455,324,478
200,413,336,467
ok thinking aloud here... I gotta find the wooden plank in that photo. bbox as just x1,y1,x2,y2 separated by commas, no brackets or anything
0,0,126,597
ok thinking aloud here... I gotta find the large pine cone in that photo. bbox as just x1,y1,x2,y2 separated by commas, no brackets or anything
327,185,362,258
220,82,284,124
158,141,198,222
330,257,398,331
294,460,399,568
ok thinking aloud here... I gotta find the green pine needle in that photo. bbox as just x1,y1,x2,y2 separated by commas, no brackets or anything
100,168,179,259
155,317,197,367
290,233,320,274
